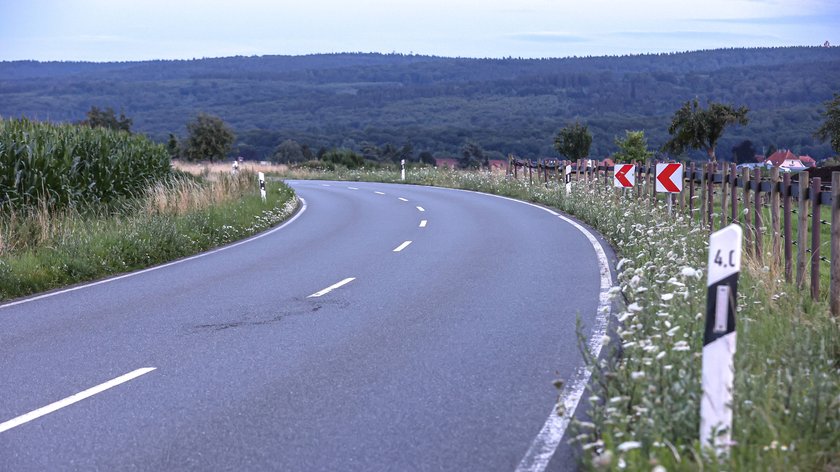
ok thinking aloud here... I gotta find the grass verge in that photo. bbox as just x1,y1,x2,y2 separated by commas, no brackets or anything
0,170,297,302
277,166,840,471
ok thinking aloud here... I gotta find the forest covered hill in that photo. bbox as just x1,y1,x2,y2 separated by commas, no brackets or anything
1,47,838,161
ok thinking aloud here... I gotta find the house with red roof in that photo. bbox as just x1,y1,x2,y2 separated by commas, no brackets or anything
764,149,810,171
488,159,509,172
798,155,816,167
434,157,459,169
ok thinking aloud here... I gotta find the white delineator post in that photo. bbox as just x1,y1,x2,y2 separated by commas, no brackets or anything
401,159,406,181
258,172,266,202
701,223,742,456
564,164,572,195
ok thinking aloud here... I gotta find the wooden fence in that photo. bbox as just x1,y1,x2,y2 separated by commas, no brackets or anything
508,157,840,316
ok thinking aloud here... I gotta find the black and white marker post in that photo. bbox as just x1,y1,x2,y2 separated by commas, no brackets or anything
401,159,406,181
700,223,742,457
564,164,572,195
258,171,266,202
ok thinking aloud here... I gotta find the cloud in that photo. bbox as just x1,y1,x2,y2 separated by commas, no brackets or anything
508,32,590,43
693,14,839,25
612,30,779,42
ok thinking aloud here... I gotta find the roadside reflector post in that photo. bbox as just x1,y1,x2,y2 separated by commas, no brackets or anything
401,159,406,181
701,223,742,457
564,164,572,195
258,171,266,202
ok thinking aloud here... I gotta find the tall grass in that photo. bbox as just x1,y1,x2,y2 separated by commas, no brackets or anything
0,117,169,210
0,171,297,301
278,166,840,470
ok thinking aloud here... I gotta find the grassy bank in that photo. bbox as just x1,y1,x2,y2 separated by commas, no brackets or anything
277,167,839,470
0,170,296,302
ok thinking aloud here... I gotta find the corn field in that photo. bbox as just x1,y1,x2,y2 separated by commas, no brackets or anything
0,117,170,210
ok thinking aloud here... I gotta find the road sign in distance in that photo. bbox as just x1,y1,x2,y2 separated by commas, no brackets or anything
614,164,635,188
656,163,683,193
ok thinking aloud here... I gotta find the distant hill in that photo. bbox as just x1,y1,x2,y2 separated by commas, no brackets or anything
1,47,839,161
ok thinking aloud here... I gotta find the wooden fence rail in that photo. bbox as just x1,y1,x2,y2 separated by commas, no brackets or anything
507,157,840,315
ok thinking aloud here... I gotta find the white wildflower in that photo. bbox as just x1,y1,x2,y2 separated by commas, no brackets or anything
631,371,645,380
680,267,699,278
628,303,643,312
661,293,674,301
617,441,642,452
672,341,690,351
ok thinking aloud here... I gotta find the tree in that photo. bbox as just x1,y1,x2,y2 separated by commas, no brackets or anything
554,121,592,160
81,106,132,132
418,151,436,165
815,93,840,156
320,148,364,169
184,113,235,162
731,140,757,164
663,99,748,161
460,141,486,169
612,130,653,163
166,133,180,159
272,139,305,163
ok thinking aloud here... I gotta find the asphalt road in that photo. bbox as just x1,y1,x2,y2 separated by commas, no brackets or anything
0,180,613,471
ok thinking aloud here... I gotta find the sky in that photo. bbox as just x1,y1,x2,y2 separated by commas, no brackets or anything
1,0,838,62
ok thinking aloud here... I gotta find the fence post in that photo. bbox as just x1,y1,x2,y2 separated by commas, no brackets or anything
770,167,781,274
811,177,822,300
721,163,729,227
680,161,687,214
604,161,609,189
783,173,793,283
708,162,716,232
730,163,738,224
742,168,753,256
700,163,707,227
689,162,696,224
754,168,764,265
831,172,840,317
797,174,810,288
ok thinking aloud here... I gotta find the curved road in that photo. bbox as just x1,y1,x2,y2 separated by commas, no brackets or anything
0,180,613,471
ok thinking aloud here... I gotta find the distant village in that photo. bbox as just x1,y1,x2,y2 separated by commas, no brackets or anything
433,149,820,173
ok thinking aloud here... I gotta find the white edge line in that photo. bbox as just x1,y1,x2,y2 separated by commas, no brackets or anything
398,197,408,202
0,367,156,433
1,197,308,310
392,241,412,252
307,277,356,298
426,187,611,472
419,220,427,228
416,206,425,212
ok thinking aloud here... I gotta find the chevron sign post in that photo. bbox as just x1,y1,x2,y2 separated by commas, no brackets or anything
655,163,683,192
613,164,635,188
700,224,741,457
656,163,683,215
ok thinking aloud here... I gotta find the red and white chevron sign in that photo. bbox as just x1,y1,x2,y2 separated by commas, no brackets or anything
613,164,635,188
655,163,683,193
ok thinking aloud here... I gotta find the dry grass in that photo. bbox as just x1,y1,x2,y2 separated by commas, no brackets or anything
173,159,289,179
0,170,263,257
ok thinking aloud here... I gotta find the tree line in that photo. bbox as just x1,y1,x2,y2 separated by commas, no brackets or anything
80,91,840,168
4,47,838,162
